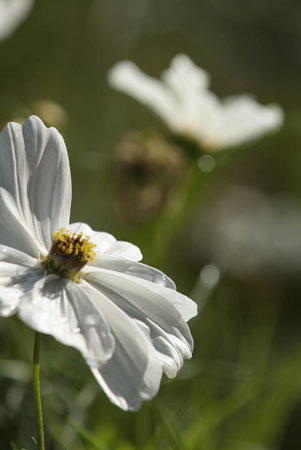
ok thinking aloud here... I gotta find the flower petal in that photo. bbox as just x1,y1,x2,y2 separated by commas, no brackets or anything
82,281,163,410
85,268,195,379
0,244,39,268
18,275,115,365
87,257,196,320
108,61,177,129
163,54,210,95
0,0,33,41
134,319,191,378
216,95,284,148
123,267,197,322
124,262,176,289
103,241,142,260
0,116,71,254
0,189,43,257
90,256,175,289
0,246,41,316
69,222,142,261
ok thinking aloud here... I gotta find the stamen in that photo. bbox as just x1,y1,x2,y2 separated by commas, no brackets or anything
41,228,96,281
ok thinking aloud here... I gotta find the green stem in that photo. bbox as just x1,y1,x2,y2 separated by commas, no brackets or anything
33,332,45,450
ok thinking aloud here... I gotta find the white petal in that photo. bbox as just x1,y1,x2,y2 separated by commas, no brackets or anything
0,0,33,41
180,90,223,145
0,115,72,254
0,244,39,267
69,222,116,252
0,247,41,316
18,275,115,365
91,256,175,289
85,268,194,379
123,266,197,321
82,281,162,411
0,284,23,316
215,95,284,148
69,222,142,261
88,258,196,321
64,282,115,365
135,319,190,378
102,241,142,261
84,269,189,341
0,189,43,257
124,262,175,288
108,61,177,129
163,54,210,94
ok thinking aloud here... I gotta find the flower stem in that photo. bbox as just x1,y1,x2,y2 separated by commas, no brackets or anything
33,331,45,450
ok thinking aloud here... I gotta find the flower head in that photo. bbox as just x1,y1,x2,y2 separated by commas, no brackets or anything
42,228,96,281
108,54,284,151
0,0,33,41
0,116,197,410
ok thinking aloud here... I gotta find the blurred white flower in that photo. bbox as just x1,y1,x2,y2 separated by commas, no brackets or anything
0,116,197,410
0,0,33,41
109,54,284,151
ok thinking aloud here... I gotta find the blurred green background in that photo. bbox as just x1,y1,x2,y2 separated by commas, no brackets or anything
1,0,301,449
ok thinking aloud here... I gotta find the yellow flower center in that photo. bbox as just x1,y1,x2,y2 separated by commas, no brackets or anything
41,228,96,281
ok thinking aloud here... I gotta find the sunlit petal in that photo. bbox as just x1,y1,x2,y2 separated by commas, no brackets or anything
0,116,71,253
18,275,115,365
82,281,162,411
90,256,176,289
85,268,195,379
0,245,41,316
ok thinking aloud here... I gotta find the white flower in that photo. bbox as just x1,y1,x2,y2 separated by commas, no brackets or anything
0,0,33,41
0,116,197,410
108,54,284,151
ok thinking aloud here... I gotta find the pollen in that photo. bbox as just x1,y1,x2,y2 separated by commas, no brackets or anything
41,228,96,281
